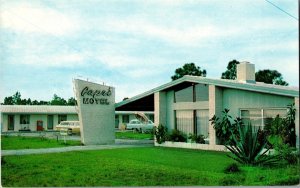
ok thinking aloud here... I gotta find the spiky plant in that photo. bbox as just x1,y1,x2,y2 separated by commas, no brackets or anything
226,124,280,166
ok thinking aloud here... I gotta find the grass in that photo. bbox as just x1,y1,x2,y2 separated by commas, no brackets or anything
1,147,299,186
1,136,81,150
115,131,153,140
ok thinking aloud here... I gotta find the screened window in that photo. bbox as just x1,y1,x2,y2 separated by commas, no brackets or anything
123,115,129,123
263,109,287,127
176,110,194,134
20,115,30,124
175,86,193,102
195,84,209,101
58,115,67,124
240,108,287,130
196,110,209,137
241,109,262,127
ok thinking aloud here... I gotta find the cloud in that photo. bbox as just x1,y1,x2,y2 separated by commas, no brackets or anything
100,18,231,47
1,3,77,36
26,53,85,67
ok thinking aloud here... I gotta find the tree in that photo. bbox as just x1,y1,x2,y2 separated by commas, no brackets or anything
171,63,206,81
3,96,13,105
221,60,240,79
12,91,22,105
39,101,49,105
255,70,288,86
221,61,289,86
50,94,67,105
32,100,39,105
67,97,77,106
26,98,32,105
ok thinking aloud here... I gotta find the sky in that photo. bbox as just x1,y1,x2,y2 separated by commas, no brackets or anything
0,0,298,103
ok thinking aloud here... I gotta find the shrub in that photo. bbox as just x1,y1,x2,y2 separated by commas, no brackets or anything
169,129,187,142
265,103,298,165
154,124,168,144
209,109,240,145
226,124,280,166
188,134,205,144
219,176,240,186
224,163,240,173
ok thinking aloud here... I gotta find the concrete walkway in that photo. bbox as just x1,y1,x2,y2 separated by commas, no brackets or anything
1,139,154,156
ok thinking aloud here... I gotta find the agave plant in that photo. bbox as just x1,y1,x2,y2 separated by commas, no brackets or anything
226,124,280,166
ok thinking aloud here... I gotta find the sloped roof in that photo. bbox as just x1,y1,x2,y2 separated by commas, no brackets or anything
116,75,299,108
0,105,77,114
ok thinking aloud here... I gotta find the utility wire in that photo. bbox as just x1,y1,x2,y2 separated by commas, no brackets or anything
264,0,298,21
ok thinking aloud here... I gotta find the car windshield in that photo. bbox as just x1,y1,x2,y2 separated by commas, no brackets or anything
130,120,140,124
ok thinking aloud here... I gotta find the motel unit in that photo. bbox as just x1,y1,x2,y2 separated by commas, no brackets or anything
116,62,299,150
0,105,153,132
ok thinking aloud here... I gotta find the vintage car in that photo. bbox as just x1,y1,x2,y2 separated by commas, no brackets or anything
126,119,154,132
55,121,80,135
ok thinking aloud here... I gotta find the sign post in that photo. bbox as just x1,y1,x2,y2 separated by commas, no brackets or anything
73,79,115,145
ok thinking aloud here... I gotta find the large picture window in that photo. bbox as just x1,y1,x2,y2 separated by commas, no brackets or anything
240,108,287,130
196,110,209,137
176,110,194,134
20,115,30,124
195,84,209,102
174,86,193,102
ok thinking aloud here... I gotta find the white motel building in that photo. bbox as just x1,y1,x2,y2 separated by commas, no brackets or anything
0,62,299,150
0,105,153,132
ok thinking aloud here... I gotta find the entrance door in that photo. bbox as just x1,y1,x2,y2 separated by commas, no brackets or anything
8,115,14,130
47,115,53,130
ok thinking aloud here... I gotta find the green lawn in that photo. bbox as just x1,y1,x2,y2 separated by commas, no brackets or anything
1,147,299,186
1,136,81,150
115,131,153,140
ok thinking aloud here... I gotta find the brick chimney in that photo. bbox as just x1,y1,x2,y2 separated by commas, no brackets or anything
237,61,256,84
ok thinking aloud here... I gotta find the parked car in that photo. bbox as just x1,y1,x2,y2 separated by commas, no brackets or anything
126,119,154,132
55,121,80,135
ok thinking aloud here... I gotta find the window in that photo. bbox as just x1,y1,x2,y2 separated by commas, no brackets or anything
196,110,209,137
241,109,262,127
20,115,30,124
123,115,129,123
263,109,287,127
176,110,194,134
58,115,67,124
175,86,193,102
240,108,287,130
195,84,209,101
